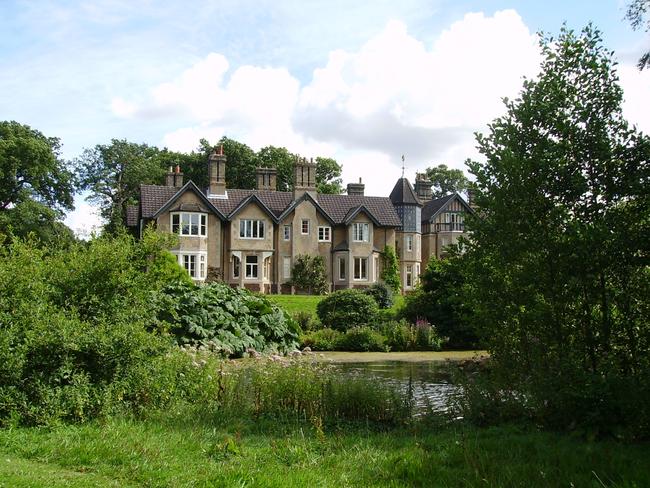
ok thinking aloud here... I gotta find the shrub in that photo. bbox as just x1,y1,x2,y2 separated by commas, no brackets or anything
381,320,415,352
290,254,327,294
364,282,394,309
338,326,387,352
316,289,378,331
156,282,300,356
300,328,343,351
414,319,443,351
293,310,317,331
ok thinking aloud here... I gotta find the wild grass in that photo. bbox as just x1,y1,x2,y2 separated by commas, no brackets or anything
1,412,649,487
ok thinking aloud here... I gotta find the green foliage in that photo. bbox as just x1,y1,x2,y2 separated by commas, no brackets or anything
300,328,344,351
0,121,76,244
219,136,258,189
463,26,650,436
337,326,387,352
364,282,394,309
378,319,443,352
380,245,401,293
290,254,327,294
157,282,300,356
0,120,75,212
257,145,296,191
317,289,379,331
425,163,470,198
0,230,206,425
625,0,650,70
222,359,410,423
401,256,478,349
75,139,166,233
315,156,344,194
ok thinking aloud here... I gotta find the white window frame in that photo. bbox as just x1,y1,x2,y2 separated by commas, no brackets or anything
245,255,258,279
318,226,331,242
232,256,240,279
338,257,346,281
239,219,265,239
283,256,291,279
353,257,368,281
301,219,310,235
406,235,413,252
283,225,291,241
405,264,413,288
171,212,207,237
174,252,207,280
352,222,369,242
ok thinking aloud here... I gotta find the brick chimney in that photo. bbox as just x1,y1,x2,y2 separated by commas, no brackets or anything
208,145,226,196
166,165,184,187
414,172,432,202
256,168,277,191
347,177,365,196
293,156,317,199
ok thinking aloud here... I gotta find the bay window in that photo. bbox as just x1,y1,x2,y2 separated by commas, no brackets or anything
171,212,207,237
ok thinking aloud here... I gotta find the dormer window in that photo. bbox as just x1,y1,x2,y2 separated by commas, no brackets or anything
240,219,265,239
171,212,207,237
352,222,369,242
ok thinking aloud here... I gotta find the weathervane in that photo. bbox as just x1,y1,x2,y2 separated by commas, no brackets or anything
401,154,405,178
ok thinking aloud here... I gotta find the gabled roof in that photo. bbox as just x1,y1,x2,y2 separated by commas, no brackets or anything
227,193,283,223
422,193,473,222
318,194,401,227
277,192,335,225
143,181,227,221
389,177,421,206
343,205,381,226
139,182,402,227
209,189,294,218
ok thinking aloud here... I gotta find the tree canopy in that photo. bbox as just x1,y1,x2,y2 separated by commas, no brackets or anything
0,121,76,244
626,0,650,69
425,164,470,198
463,25,650,433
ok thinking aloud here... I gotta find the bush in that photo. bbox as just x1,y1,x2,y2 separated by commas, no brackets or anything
338,326,387,352
293,310,317,331
380,245,401,293
156,282,300,356
290,254,327,294
300,328,343,351
364,282,394,309
316,289,379,331
381,320,415,352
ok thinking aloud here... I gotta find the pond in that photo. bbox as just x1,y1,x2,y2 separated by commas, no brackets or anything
327,359,464,414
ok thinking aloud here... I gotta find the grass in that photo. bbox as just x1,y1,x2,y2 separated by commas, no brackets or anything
1,411,648,487
267,294,323,317
268,293,405,320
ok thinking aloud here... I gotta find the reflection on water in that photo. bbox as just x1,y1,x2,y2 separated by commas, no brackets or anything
328,361,461,413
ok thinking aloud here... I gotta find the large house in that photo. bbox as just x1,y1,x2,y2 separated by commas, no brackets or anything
126,146,474,293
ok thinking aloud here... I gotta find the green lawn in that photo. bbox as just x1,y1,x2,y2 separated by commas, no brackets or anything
267,293,405,319
267,294,323,317
1,412,648,487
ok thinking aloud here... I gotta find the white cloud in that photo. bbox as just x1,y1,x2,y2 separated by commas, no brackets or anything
109,9,649,197
64,195,104,240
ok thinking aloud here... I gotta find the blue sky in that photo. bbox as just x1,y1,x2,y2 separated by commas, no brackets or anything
1,0,648,234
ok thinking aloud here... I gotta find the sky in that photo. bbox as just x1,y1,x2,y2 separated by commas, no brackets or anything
1,0,648,236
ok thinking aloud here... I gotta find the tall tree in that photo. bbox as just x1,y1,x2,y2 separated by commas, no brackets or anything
315,157,344,194
626,0,650,70
256,145,296,191
219,137,257,189
425,164,470,198
0,121,74,212
464,25,650,431
75,139,164,234
0,121,75,244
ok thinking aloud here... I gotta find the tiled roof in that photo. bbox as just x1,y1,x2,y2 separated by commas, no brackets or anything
209,190,294,217
389,178,420,206
421,194,456,222
139,184,401,227
141,185,180,218
126,205,139,227
318,195,401,227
